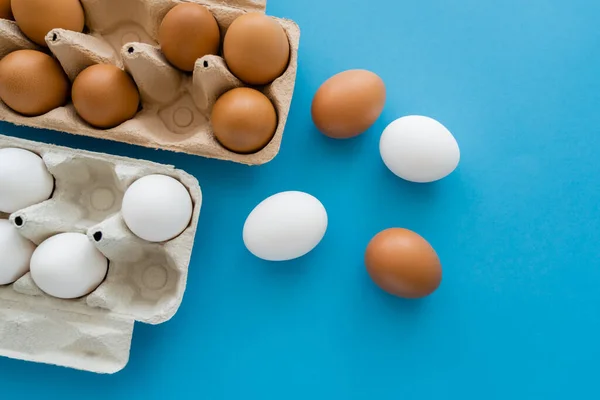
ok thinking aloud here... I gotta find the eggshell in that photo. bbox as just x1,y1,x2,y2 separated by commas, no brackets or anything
223,12,290,85
72,64,140,129
0,147,54,213
0,0,12,20
243,191,328,262
0,219,35,285
11,0,84,47
158,3,220,72
0,49,70,116
312,69,386,139
365,228,442,299
380,115,460,183
30,232,108,299
211,87,277,154
121,174,195,243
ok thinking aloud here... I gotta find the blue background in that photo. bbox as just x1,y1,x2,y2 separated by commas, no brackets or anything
1,0,600,398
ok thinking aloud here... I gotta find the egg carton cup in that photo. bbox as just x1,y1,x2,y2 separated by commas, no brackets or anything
0,134,202,374
0,0,300,165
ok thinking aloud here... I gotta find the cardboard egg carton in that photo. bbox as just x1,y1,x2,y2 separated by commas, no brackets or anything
0,133,202,374
0,0,300,165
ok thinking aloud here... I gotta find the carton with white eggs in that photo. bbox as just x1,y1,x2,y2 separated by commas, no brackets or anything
0,134,202,374
0,0,300,165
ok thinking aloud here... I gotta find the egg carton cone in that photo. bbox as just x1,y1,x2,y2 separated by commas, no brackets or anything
0,0,300,165
0,133,202,374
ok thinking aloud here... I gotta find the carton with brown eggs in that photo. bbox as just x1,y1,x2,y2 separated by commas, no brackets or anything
0,133,202,373
0,0,300,165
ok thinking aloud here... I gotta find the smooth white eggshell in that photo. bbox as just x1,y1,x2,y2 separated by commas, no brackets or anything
0,148,54,213
0,219,36,285
379,115,460,183
30,232,108,299
121,174,194,243
243,191,328,262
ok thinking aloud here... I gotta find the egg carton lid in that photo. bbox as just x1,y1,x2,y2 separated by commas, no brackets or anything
0,133,202,374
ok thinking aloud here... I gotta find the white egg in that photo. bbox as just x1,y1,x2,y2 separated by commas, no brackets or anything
243,191,328,262
0,219,36,285
121,174,194,243
30,232,108,299
379,115,460,183
0,148,54,213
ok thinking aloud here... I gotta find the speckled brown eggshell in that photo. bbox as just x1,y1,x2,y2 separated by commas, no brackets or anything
0,0,13,20
223,12,290,86
365,228,442,299
0,49,69,116
312,69,386,139
158,3,220,72
211,87,277,154
72,64,140,129
11,0,85,47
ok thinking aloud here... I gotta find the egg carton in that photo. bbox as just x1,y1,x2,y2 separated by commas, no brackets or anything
0,133,202,374
0,0,300,165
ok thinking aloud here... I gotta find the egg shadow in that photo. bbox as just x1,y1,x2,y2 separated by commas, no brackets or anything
360,270,430,317
379,162,443,197
255,251,317,280
312,125,371,157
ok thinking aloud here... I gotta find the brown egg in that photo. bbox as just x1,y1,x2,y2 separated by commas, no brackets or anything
0,0,12,20
0,49,69,116
312,69,386,139
12,0,85,47
158,3,220,72
365,228,442,299
223,12,290,85
211,87,277,154
72,64,140,129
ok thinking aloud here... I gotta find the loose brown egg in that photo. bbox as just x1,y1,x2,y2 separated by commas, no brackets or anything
0,49,69,116
158,3,220,72
211,87,277,154
0,0,13,20
223,12,290,85
12,0,85,47
312,69,386,139
365,228,442,299
72,64,140,129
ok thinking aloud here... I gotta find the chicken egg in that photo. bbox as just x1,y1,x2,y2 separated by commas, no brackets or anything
0,147,54,213
0,49,70,116
30,232,108,299
380,115,460,183
365,228,442,299
0,219,35,285
0,0,13,20
158,3,220,72
11,0,85,47
72,64,140,129
121,174,195,243
211,87,277,154
243,191,328,262
312,69,386,139
223,12,290,85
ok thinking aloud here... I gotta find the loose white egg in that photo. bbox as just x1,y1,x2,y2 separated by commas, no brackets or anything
379,115,460,183
121,174,194,243
30,232,108,299
0,219,36,285
243,191,328,262
0,147,54,213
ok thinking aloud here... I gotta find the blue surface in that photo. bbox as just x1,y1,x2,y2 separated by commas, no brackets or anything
2,0,600,398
